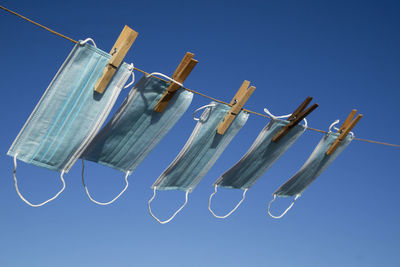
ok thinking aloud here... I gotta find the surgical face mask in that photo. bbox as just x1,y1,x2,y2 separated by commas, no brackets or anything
7,40,132,207
80,74,193,205
267,120,354,218
209,111,306,218
148,102,249,224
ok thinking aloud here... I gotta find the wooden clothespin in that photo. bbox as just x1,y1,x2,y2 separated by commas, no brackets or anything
94,25,138,94
154,52,198,113
217,80,256,135
272,97,319,142
326,109,362,155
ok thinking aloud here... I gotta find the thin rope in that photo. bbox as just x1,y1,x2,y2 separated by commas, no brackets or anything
208,185,248,219
353,138,400,147
0,5,77,44
13,153,66,207
81,159,130,205
1,4,399,149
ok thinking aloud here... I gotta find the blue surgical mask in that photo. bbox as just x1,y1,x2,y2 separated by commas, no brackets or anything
8,40,132,207
209,113,306,218
216,119,306,189
268,121,354,218
148,102,249,224
80,74,193,205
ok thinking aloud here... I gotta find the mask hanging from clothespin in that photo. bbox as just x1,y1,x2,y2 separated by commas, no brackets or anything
208,97,318,219
80,52,197,205
8,25,138,207
147,80,255,224
153,52,198,112
267,109,362,219
94,25,138,94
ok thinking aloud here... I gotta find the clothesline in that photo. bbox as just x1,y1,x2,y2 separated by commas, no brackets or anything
1,5,399,149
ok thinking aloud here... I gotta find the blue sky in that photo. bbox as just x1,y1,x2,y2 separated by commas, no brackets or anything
0,0,399,266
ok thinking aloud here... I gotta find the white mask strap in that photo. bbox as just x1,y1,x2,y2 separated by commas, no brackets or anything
328,119,340,133
208,185,247,219
147,187,189,224
263,107,292,120
193,104,216,121
146,72,183,87
123,63,136,89
267,194,300,219
328,119,354,138
13,153,66,207
79,38,97,47
81,159,129,205
264,107,308,128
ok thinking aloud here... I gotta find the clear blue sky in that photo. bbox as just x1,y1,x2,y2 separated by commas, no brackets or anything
0,0,399,266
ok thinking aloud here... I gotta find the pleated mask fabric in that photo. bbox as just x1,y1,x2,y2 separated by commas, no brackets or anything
147,102,249,224
79,75,193,206
152,102,249,192
214,118,306,190
208,112,306,219
7,40,132,207
8,41,131,172
268,127,354,218
82,75,193,173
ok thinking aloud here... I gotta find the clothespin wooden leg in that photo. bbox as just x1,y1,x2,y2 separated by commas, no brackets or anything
326,111,363,156
272,97,319,142
338,109,357,133
154,52,198,113
287,97,313,121
94,25,138,94
217,80,255,135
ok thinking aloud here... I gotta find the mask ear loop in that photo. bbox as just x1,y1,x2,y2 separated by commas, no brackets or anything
147,187,189,224
12,153,66,207
264,107,308,128
193,104,216,121
146,72,183,87
208,185,248,219
267,194,300,219
263,107,291,120
79,38,97,47
123,63,135,89
328,119,354,138
328,119,340,133
81,159,130,205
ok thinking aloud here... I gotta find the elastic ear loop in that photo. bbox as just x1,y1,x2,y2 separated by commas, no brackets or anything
146,72,183,87
147,187,189,224
12,153,66,207
264,107,308,128
193,104,216,121
123,63,135,89
81,159,130,205
267,194,300,219
79,38,97,47
328,119,354,138
208,185,248,219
